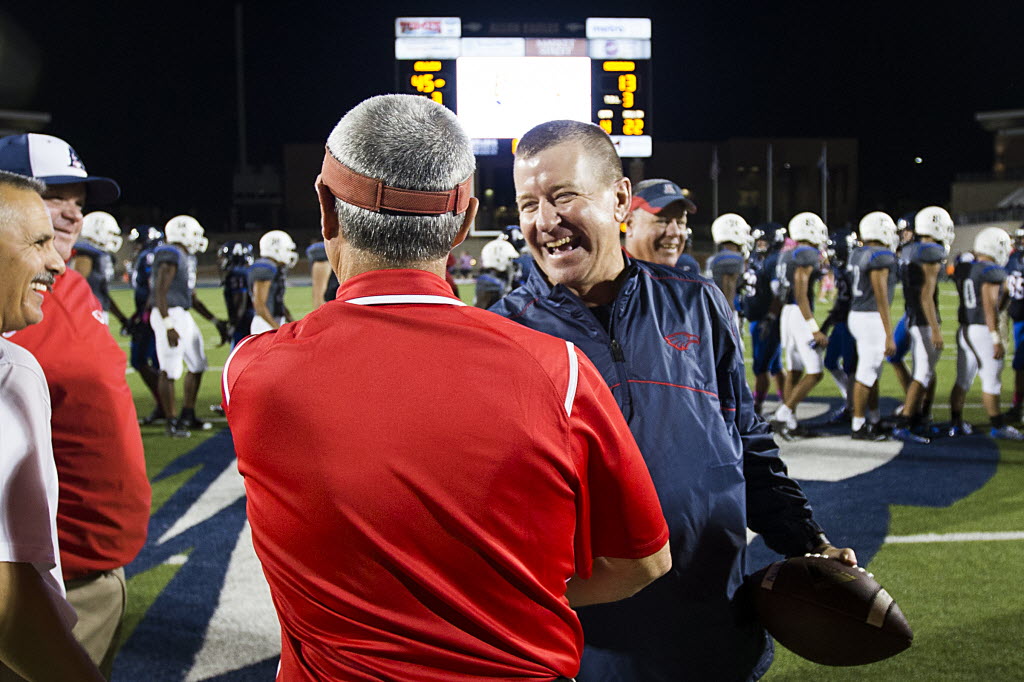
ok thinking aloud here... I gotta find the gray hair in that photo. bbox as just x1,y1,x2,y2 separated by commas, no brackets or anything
516,120,623,186
0,170,45,195
326,95,475,264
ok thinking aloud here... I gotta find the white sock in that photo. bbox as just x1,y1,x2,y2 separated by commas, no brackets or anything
774,404,793,426
852,416,866,431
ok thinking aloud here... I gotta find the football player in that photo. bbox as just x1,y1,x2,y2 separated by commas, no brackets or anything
1001,225,1024,422
949,227,1022,439
894,206,954,434
884,213,920,396
771,212,829,439
743,222,787,416
126,226,164,424
150,215,228,437
624,179,700,273
217,240,255,347
846,213,898,440
250,230,297,333
69,211,129,328
306,240,338,308
474,236,519,309
706,213,752,333
819,231,859,424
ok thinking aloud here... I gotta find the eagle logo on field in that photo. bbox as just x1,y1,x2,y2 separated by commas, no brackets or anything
664,331,700,351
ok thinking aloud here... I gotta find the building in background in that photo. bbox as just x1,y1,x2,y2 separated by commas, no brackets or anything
949,109,1024,255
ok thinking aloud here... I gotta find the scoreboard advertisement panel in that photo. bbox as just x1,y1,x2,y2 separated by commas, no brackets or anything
395,17,652,158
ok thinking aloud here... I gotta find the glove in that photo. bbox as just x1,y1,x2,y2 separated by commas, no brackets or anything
215,319,232,347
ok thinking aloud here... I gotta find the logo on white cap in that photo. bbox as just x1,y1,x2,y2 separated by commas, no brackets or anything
28,134,89,179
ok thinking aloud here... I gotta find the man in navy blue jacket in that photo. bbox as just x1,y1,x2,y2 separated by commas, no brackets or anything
491,119,857,681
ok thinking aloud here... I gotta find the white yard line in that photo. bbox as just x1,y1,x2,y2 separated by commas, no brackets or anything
885,531,1024,544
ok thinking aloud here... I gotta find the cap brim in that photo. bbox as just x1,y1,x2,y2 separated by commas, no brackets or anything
631,195,697,214
42,174,121,205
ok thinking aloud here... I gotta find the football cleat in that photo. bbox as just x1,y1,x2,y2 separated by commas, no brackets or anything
991,425,1024,441
789,423,822,438
166,418,192,439
771,420,796,441
1002,406,1023,424
825,405,851,425
891,427,929,444
947,422,974,438
852,422,888,441
179,415,213,431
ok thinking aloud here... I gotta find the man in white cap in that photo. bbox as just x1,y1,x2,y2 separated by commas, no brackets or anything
0,133,151,676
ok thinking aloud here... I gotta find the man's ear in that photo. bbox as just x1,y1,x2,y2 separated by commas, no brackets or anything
316,175,340,240
613,176,632,223
451,197,479,248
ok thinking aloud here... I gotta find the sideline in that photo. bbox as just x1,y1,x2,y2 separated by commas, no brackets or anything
885,531,1024,544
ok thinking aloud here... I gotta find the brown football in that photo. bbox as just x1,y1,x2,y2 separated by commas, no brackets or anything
746,554,913,666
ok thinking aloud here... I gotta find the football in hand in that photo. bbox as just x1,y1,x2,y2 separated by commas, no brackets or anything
746,554,913,666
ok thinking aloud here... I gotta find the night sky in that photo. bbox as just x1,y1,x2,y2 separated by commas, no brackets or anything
1,2,1019,229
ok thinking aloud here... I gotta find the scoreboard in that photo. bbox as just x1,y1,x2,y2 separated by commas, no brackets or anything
395,17,652,158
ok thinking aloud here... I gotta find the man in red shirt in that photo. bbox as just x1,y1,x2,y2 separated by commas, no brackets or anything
223,95,670,681
0,134,152,676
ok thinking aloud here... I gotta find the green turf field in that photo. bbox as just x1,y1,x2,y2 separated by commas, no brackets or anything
110,280,1024,679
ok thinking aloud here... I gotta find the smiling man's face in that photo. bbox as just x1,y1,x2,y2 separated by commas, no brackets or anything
625,202,690,267
0,184,66,332
41,182,86,261
514,140,630,303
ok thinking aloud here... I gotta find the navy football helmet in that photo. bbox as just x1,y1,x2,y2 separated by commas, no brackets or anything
218,240,255,272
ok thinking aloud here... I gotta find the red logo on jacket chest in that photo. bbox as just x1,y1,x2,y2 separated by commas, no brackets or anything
664,332,701,351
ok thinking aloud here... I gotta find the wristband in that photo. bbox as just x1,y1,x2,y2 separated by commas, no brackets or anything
806,318,819,333
991,330,1001,345
163,315,175,331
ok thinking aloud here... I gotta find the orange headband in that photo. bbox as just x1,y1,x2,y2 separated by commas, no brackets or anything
316,147,473,216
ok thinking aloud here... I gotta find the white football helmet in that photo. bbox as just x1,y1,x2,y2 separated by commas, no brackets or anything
164,215,209,254
858,212,897,249
711,213,754,256
915,206,955,247
974,227,1011,267
788,212,828,247
480,238,519,272
81,211,123,253
259,230,298,268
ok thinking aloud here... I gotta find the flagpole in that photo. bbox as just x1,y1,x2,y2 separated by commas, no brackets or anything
766,143,773,223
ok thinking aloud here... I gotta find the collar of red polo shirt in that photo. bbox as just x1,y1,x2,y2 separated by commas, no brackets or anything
316,147,473,216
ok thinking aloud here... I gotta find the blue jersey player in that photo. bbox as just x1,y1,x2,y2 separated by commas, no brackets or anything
306,240,338,308
706,213,751,335
151,215,227,437
744,223,787,416
126,226,164,423
771,212,829,439
895,207,953,433
846,213,899,440
218,240,255,346
70,211,129,327
819,231,858,424
250,230,297,333
1001,226,1024,422
950,228,1022,439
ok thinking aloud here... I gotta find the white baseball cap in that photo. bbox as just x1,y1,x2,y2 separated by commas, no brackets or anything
0,133,120,204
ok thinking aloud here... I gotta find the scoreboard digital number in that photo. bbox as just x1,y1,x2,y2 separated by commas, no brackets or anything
395,17,652,158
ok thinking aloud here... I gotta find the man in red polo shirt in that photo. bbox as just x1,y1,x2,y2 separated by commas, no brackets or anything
223,95,670,681
0,134,151,676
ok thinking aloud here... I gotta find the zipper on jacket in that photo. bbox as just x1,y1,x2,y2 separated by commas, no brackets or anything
607,324,634,421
